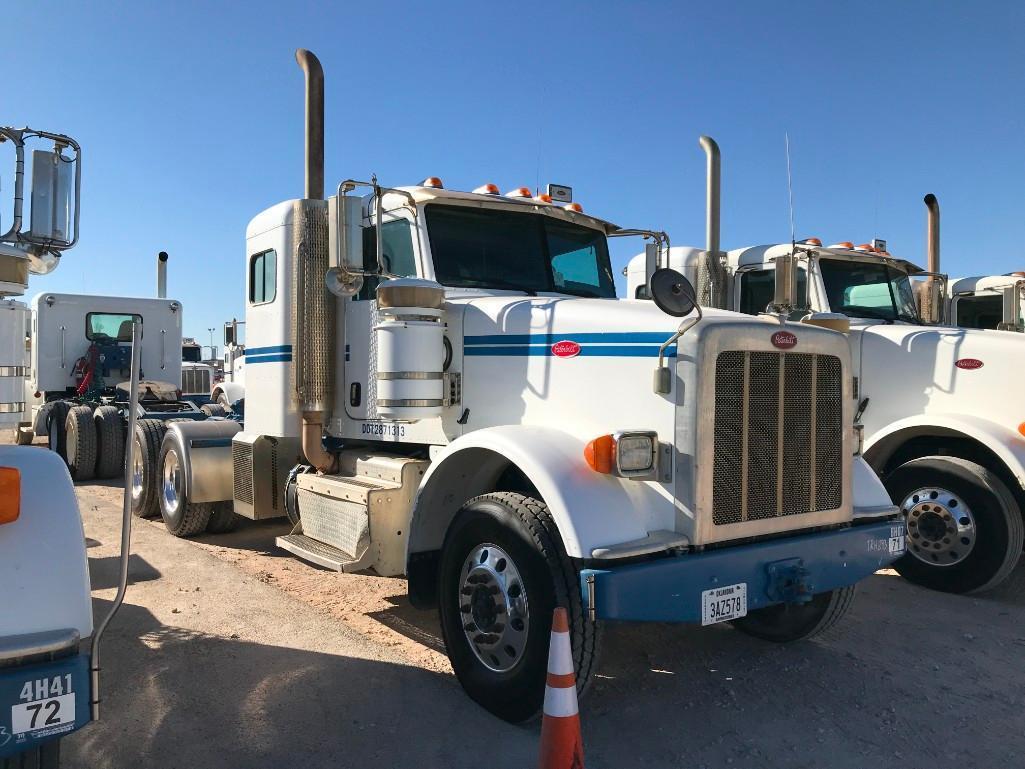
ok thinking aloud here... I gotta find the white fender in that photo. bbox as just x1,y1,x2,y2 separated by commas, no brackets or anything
0,447,92,638
410,425,678,560
213,381,245,405
866,413,1025,490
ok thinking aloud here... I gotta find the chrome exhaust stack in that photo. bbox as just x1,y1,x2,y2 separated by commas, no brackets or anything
293,48,336,473
697,136,726,308
924,193,940,274
156,251,168,298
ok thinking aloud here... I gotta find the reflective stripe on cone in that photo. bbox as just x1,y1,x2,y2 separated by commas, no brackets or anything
538,607,585,769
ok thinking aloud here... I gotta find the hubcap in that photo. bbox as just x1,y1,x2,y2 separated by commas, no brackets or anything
458,543,529,673
901,486,975,566
161,449,182,516
131,437,145,503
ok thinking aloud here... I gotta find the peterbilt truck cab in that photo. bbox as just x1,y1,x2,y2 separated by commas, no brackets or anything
627,137,1025,597
948,273,1025,332
157,49,903,724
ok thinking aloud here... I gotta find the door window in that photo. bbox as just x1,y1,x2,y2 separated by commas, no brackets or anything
249,250,277,305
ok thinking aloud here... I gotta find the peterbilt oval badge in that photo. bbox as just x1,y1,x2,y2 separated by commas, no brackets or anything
771,330,797,350
551,340,581,358
955,358,984,370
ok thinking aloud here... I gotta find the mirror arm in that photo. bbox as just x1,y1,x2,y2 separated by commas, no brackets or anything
653,304,702,394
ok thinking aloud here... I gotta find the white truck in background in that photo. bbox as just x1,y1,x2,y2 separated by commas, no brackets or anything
152,50,903,722
947,273,1024,332
1,125,134,768
210,318,245,409
627,138,1025,595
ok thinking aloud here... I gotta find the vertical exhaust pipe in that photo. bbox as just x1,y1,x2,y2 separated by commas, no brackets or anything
295,48,324,200
157,251,168,298
697,136,724,308
293,48,336,473
924,194,940,274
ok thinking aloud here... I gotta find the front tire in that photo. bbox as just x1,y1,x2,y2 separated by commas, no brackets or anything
732,586,856,642
438,492,600,723
65,405,97,482
884,456,1024,594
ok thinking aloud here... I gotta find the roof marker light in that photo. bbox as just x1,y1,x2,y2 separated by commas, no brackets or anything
803,237,822,246
506,187,533,198
854,243,876,252
829,241,855,250
535,193,553,204
421,177,444,189
473,183,500,195
563,202,584,213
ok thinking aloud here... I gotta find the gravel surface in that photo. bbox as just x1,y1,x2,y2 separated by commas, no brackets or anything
6,432,1025,768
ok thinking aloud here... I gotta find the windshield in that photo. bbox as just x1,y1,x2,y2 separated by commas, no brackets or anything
818,259,919,322
425,204,616,298
182,346,202,363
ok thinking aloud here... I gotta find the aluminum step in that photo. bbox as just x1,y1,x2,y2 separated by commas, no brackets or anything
337,450,429,486
275,534,371,573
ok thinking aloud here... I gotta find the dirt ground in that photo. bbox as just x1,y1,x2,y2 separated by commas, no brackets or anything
7,431,1025,768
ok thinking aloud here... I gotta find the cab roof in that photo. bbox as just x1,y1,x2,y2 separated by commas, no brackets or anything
727,243,926,275
950,274,1025,295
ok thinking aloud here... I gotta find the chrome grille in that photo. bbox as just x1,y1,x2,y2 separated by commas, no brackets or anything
181,367,211,395
712,351,843,525
233,441,254,505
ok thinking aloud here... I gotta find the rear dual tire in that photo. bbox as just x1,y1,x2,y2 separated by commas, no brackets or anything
157,429,238,537
65,405,97,482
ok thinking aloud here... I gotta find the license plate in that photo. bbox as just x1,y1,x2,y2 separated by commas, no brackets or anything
11,693,75,735
701,583,747,626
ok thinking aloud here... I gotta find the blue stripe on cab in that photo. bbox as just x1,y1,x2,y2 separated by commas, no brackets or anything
464,345,675,358
247,353,293,364
464,332,673,346
246,344,293,355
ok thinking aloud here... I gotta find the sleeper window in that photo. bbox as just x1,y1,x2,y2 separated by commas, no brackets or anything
249,250,277,304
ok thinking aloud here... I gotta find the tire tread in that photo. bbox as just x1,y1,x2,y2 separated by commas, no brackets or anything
65,405,97,482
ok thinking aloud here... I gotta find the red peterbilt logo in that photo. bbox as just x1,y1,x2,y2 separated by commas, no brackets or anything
551,340,581,358
771,330,797,350
955,358,984,370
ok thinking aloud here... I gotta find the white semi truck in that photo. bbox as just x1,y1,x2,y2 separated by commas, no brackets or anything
627,138,1025,595
154,51,903,722
1,126,135,767
948,273,1024,332
210,318,245,408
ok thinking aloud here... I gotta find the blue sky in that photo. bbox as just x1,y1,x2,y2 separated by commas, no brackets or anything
4,1,1023,350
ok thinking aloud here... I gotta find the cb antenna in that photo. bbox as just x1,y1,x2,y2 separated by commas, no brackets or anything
785,132,796,246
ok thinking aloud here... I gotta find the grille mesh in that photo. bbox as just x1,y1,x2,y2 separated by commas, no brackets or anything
712,351,843,525
233,441,254,505
181,368,210,395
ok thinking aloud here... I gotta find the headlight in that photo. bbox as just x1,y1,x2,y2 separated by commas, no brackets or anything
616,433,656,473
584,430,660,479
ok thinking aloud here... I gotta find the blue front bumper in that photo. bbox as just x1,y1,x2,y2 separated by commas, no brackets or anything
0,653,91,758
580,519,904,623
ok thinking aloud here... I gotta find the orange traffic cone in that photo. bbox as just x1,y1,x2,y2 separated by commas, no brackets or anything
538,607,585,769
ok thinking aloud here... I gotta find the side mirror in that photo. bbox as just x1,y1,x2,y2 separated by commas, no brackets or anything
327,193,365,296
913,275,945,324
28,148,75,245
772,254,798,313
223,322,235,347
650,268,697,317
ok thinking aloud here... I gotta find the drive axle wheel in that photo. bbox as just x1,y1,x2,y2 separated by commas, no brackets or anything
47,400,71,463
93,406,125,479
438,492,600,723
732,586,857,642
157,435,213,537
884,456,1024,594
131,419,169,518
65,405,97,481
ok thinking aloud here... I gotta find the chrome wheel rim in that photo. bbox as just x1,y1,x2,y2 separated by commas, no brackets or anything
131,437,145,503
902,486,975,566
458,543,529,673
161,449,182,517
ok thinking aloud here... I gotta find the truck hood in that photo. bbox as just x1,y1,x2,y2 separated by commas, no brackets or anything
854,322,1025,435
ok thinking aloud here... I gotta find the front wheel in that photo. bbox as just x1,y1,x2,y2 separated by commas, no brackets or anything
732,586,856,642
438,492,600,723
884,457,1024,594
